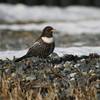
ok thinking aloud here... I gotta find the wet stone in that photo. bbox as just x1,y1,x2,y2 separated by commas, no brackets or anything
0,53,100,100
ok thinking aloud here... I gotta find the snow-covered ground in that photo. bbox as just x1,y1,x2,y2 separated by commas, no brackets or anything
1,47,100,60
0,4,100,34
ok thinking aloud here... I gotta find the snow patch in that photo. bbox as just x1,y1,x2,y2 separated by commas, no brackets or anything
1,21,100,34
0,4,100,22
1,47,100,60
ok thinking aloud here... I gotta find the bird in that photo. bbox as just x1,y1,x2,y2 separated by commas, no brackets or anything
15,26,55,62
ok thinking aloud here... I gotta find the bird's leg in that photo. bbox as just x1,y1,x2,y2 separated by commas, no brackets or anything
39,57,49,64
36,56,45,63
43,56,53,64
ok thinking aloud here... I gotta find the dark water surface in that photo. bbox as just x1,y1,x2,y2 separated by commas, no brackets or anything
0,30,100,50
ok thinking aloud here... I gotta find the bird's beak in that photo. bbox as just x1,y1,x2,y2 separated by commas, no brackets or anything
51,29,56,32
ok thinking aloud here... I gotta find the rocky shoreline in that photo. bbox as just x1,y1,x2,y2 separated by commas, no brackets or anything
0,53,100,100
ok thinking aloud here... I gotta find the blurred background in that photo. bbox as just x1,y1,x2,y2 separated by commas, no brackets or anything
0,0,100,51
0,0,100,6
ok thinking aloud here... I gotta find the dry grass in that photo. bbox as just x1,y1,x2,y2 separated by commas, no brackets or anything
0,71,98,100
72,82,97,100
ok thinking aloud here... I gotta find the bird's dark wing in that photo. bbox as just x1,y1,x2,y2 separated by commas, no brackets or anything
25,41,43,57
15,41,42,62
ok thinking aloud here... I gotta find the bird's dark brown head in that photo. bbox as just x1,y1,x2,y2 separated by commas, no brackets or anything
41,26,55,37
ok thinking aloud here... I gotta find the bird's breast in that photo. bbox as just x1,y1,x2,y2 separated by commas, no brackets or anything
39,39,55,57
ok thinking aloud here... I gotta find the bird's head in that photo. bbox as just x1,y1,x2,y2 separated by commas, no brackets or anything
41,26,55,44
41,26,55,37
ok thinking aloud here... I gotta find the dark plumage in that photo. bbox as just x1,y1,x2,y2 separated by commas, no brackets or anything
15,26,55,62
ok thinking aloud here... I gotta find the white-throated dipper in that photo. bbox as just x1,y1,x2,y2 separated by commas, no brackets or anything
15,26,55,62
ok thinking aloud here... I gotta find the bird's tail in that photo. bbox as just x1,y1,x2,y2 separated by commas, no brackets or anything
15,55,27,62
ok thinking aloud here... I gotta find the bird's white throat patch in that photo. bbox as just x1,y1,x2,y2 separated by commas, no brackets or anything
41,37,54,43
